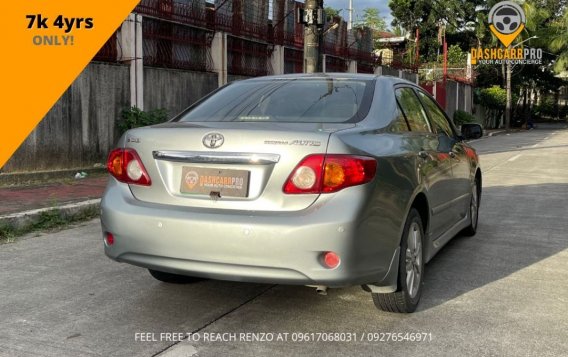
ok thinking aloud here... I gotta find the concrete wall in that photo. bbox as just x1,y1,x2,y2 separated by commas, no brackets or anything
144,67,218,118
445,81,458,120
401,71,418,83
474,104,487,125
380,67,402,77
376,66,419,83
3,63,130,173
3,65,227,173
227,74,252,83
445,80,473,120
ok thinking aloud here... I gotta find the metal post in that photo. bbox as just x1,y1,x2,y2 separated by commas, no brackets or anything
443,36,447,81
505,48,512,129
442,35,447,110
348,0,353,30
212,32,228,87
124,14,144,110
415,27,420,67
317,0,324,71
303,0,321,73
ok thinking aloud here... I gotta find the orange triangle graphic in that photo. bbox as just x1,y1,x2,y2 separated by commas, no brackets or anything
0,1,140,168
489,24,525,48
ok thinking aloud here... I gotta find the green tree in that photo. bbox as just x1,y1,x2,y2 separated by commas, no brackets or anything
549,8,568,73
356,8,387,51
446,44,466,64
392,25,407,37
324,7,340,21
361,8,386,31
476,86,510,128
389,0,484,61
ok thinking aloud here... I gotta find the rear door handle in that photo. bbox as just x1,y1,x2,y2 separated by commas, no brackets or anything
418,151,429,159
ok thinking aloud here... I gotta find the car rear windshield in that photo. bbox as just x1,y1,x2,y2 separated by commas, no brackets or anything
175,78,375,123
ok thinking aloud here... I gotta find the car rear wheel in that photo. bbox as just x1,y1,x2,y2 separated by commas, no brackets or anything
148,269,204,284
372,208,424,313
462,180,480,236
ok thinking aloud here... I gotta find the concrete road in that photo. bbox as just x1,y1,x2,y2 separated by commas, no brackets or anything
2,126,567,357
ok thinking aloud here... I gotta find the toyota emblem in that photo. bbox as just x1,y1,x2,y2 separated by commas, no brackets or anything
202,133,224,149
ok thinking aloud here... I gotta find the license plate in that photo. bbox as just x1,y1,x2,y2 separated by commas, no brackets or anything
180,167,250,198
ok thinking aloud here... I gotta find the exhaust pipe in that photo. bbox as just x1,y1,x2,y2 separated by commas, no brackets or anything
307,285,328,295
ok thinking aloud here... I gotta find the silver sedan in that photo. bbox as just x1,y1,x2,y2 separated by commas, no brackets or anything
101,73,482,313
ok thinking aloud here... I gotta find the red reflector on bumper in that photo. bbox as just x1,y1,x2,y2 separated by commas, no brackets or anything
323,251,340,269
105,232,115,246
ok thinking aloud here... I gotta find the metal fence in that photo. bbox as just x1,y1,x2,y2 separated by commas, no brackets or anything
271,0,301,48
142,17,213,72
348,49,375,74
325,55,348,73
284,47,303,74
93,32,119,62
135,0,213,29
227,36,271,76
92,0,378,76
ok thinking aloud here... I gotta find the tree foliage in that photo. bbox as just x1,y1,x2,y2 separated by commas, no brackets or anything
549,7,568,73
389,0,567,74
475,86,512,128
361,8,387,32
118,107,169,134
389,0,567,124
355,8,387,50
453,110,478,125
324,7,340,21
447,44,467,64
389,0,484,61
477,86,507,109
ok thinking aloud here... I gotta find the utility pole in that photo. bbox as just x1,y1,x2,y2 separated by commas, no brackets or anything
299,0,325,73
348,0,353,30
505,51,512,129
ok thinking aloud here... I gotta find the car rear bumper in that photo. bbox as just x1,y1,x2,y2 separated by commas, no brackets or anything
100,179,398,287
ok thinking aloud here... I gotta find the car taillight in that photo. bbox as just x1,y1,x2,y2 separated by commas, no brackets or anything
106,148,152,186
464,147,478,161
283,155,324,194
283,154,376,194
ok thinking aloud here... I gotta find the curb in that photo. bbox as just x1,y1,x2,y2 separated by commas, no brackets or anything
487,130,507,137
484,129,526,137
0,168,106,187
0,199,101,231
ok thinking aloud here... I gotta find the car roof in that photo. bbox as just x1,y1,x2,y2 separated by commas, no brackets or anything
241,73,416,86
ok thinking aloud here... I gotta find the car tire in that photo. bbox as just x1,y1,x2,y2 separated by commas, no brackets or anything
148,269,204,284
462,180,480,237
372,208,424,313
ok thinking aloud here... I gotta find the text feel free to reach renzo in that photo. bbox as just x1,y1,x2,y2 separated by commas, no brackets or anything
134,332,434,343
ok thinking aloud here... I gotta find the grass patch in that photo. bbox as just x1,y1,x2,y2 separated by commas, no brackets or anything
0,225,16,244
0,205,99,244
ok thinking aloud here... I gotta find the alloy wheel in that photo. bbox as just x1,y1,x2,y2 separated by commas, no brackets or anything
405,222,422,299
471,183,479,229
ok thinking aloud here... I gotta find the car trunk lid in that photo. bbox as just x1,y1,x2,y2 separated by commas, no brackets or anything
124,122,354,212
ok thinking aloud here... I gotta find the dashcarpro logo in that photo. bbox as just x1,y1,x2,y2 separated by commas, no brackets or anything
488,1,526,47
470,1,542,65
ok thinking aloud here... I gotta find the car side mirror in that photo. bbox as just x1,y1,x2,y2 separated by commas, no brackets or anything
461,123,483,140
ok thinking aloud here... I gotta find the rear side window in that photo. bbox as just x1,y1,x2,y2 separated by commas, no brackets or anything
395,88,432,133
389,106,410,133
176,78,375,123
416,91,454,137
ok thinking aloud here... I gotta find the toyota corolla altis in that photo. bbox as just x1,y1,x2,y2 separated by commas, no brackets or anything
101,74,482,313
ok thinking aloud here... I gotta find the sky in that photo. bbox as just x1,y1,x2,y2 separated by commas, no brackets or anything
323,0,393,29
